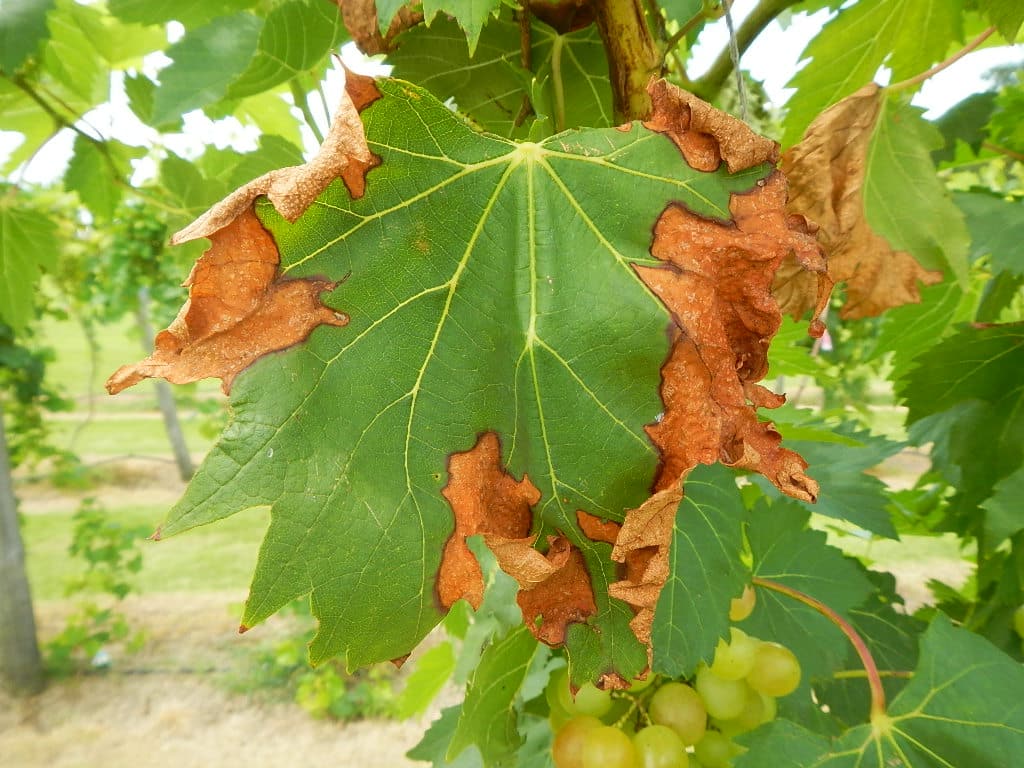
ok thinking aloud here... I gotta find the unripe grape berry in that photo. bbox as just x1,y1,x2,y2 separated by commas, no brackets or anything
709,628,758,681
1014,605,1024,639
581,725,638,768
552,715,603,768
746,642,801,697
693,730,736,768
695,665,748,720
633,724,688,768
648,681,707,746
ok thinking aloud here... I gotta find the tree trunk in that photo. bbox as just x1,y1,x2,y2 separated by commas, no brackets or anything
0,399,45,696
136,287,194,481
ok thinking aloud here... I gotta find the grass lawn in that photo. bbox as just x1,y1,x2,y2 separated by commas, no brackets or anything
22,503,269,601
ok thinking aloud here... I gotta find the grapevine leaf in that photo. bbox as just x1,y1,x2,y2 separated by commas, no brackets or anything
767,419,903,537
64,137,142,221
954,190,1024,275
932,92,997,164
150,12,263,126
782,86,961,320
736,615,1024,768
660,0,702,27
0,77,56,174
0,0,55,74
0,199,59,331
396,640,456,718
389,16,612,137
745,500,875,689
900,323,1024,535
43,0,109,110
782,0,963,146
979,0,1024,40
982,467,1024,546
449,626,542,766
65,2,165,66
112,76,826,679
988,79,1024,156
864,98,970,286
226,0,346,100
642,464,749,678
107,0,257,27
227,135,306,190
410,705,485,768
870,281,967,379
421,0,502,55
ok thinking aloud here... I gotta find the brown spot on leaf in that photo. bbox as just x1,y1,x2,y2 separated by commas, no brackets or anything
172,72,381,246
645,80,779,173
332,0,424,55
391,654,411,669
238,624,250,635
576,510,620,544
437,432,540,609
106,210,348,395
780,84,941,319
608,486,681,653
637,172,823,501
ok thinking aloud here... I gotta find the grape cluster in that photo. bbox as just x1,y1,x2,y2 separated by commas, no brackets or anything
548,588,801,768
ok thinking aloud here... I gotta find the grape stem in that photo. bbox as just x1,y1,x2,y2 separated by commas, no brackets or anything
752,577,887,719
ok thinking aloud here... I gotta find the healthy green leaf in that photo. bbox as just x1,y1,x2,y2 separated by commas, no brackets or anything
0,0,54,74
160,77,773,678
449,626,542,766
981,466,1024,544
736,615,1024,768
226,0,345,99
954,190,1024,275
660,0,702,27
0,77,55,174
43,0,109,110
870,281,967,379
390,16,612,137
421,0,503,56
864,98,970,285
397,640,457,718
227,135,306,190
979,0,1024,40
650,464,749,678
783,0,962,146
65,136,121,220
151,12,262,126
0,199,59,331
410,705,486,768
932,91,997,163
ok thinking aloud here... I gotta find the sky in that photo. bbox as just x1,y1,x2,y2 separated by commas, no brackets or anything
1,0,1021,186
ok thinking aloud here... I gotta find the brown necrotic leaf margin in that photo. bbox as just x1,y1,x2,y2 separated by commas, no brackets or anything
106,73,382,396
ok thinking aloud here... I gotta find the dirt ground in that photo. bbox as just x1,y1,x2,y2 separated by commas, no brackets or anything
0,592,428,768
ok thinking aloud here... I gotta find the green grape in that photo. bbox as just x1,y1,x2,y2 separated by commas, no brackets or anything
582,725,639,768
1014,605,1024,639
746,642,801,697
729,585,756,622
574,682,614,718
629,673,657,693
709,628,759,681
648,681,707,746
693,731,735,768
694,665,748,720
712,686,764,735
759,692,777,722
547,668,576,713
633,724,689,768
552,715,603,768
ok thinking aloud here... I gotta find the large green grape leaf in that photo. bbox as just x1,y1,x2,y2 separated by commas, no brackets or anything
869,281,967,379
111,76,825,679
900,323,1024,538
735,615,1024,768
421,0,502,55
389,15,612,137
782,0,963,146
0,77,56,174
108,0,257,27
226,0,346,99
979,0,1024,40
151,12,263,125
954,190,1024,275
648,464,749,678
0,198,59,331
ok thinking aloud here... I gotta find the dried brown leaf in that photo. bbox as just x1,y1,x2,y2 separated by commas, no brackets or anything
438,432,539,609
637,171,823,500
781,84,942,319
105,209,348,395
645,80,779,173
332,0,423,55
172,73,381,246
